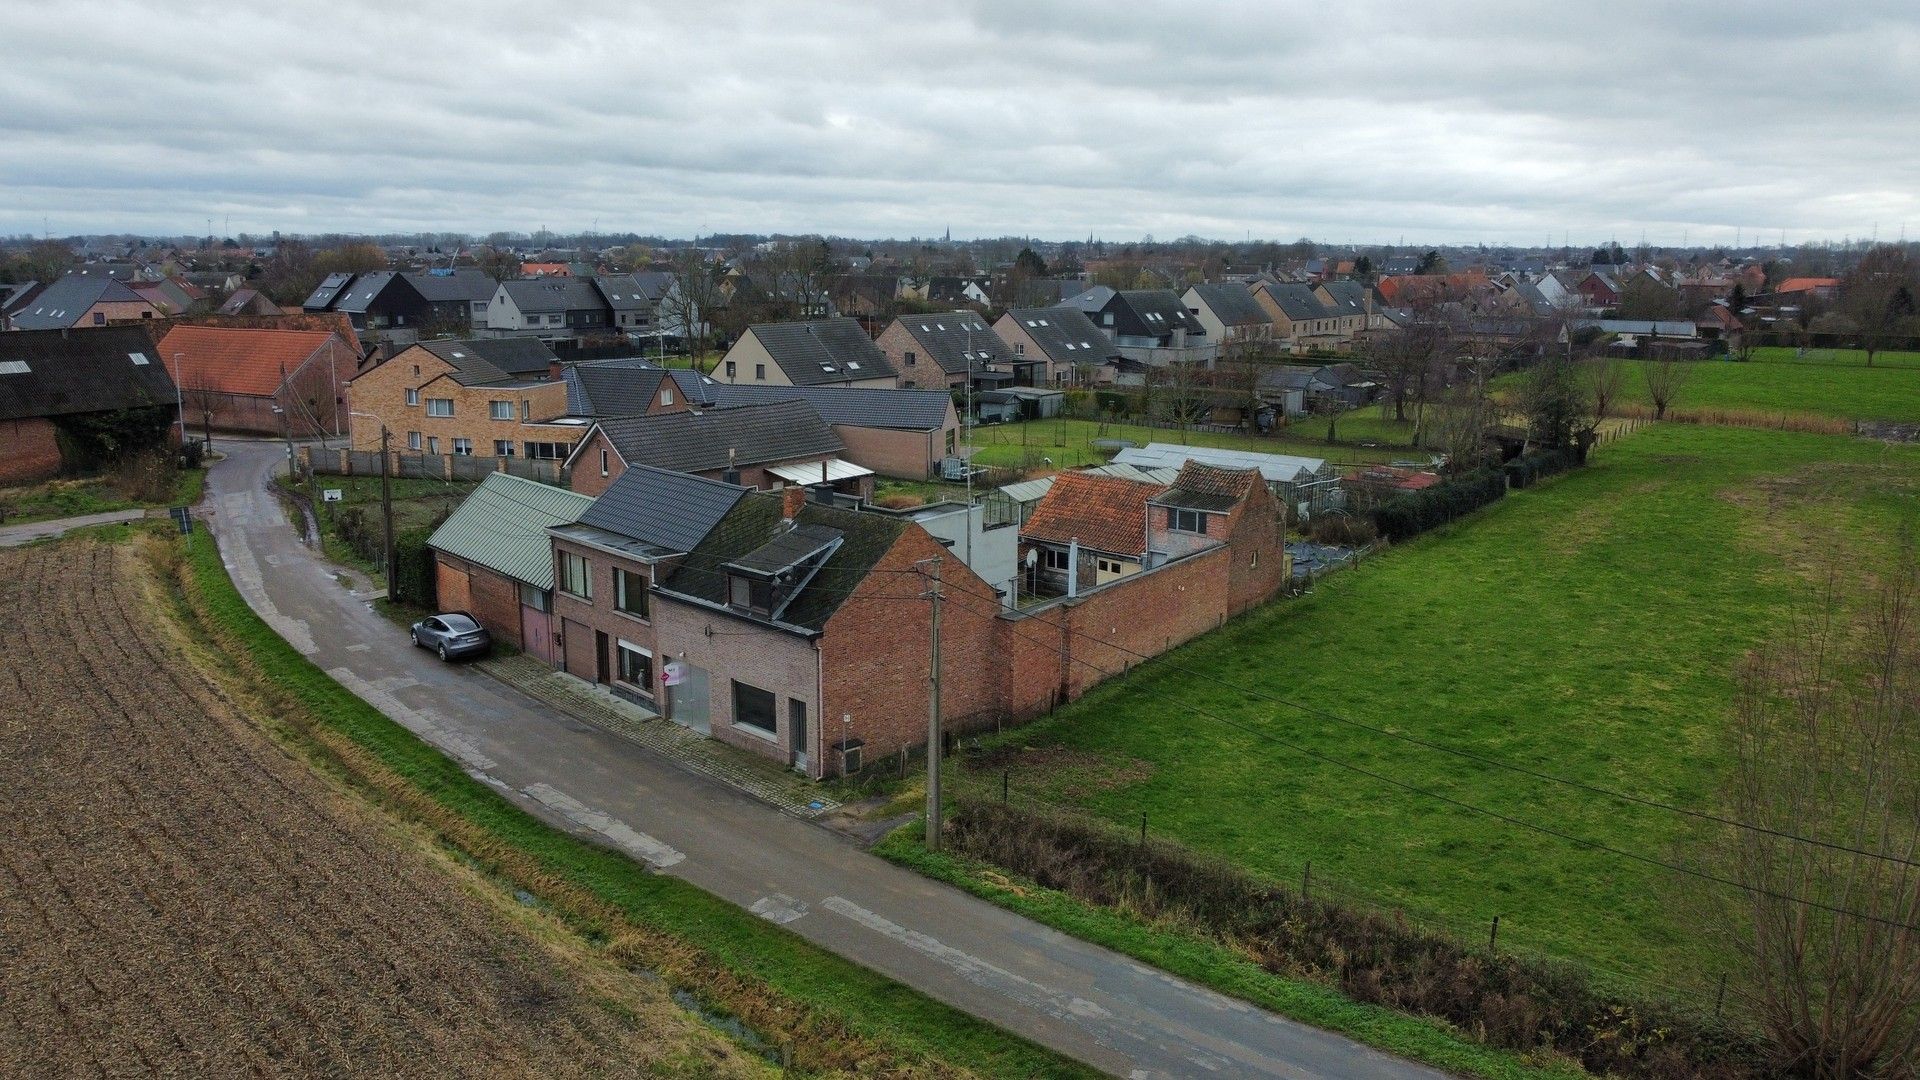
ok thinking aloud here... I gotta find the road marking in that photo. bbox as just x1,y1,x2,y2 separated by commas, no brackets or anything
344,643,372,653
521,782,685,868
750,894,809,924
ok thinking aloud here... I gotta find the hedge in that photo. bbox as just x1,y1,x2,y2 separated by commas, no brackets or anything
1503,448,1580,490
1371,467,1508,542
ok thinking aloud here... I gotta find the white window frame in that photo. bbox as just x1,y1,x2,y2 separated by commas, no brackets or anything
489,400,513,421
406,387,420,406
451,438,473,456
406,431,421,451
616,640,653,694
425,397,454,417
559,550,592,600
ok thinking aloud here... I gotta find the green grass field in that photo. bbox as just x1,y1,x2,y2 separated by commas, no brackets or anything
967,424,1920,992
1,466,205,525
1494,347,1920,424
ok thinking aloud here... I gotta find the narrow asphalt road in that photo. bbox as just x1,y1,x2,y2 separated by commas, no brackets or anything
202,440,1445,1080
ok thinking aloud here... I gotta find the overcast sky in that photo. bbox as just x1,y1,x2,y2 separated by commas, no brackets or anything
4,1,1917,247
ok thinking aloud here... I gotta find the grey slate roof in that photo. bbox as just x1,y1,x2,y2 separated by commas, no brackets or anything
1186,283,1271,327
1316,280,1373,317
574,464,750,555
565,357,718,416
590,272,672,310
302,272,355,310
1257,282,1332,322
427,472,593,590
332,271,403,314
8,273,147,329
0,326,178,421
893,310,1016,375
745,317,896,385
708,383,952,430
417,337,558,386
502,277,608,314
592,399,842,474
1117,290,1205,336
1000,306,1122,366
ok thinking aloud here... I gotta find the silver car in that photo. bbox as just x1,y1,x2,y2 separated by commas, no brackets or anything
410,612,491,661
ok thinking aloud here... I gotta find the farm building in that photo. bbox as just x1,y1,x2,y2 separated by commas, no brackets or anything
0,326,180,483
157,324,358,437
427,472,594,664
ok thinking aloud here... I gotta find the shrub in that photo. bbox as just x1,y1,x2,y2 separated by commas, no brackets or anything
1371,468,1507,543
393,526,437,607
1502,448,1579,490
944,800,1764,1079
875,494,923,510
1303,512,1377,548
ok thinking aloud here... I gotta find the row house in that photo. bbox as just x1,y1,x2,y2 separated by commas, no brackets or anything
990,306,1123,387
1182,283,1278,356
1064,287,1219,367
489,278,614,338
347,337,568,457
562,399,871,500
877,309,1018,392
715,317,898,389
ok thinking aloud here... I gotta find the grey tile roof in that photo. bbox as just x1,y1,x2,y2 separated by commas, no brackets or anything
403,269,498,303
1186,283,1271,327
575,463,751,555
1257,282,1332,322
1000,306,1122,366
332,271,410,314
1316,280,1373,316
707,383,952,430
1116,290,1205,336
593,399,843,473
417,337,558,386
745,318,896,386
8,273,146,329
565,357,719,415
590,273,671,310
893,310,1016,375
302,272,355,310
0,326,179,421
427,472,593,589
501,277,608,314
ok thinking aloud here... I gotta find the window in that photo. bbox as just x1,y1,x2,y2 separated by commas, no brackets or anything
904,350,917,366
494,439,515,457
451,438,473,456
411,364,420,376
614,567,649,619
660,387,674,407
1167,508,1208,534
425,436,440,454
732,681,777,734
406,388,420,406
93,312,106,325
524,441,568,459
728,574,772,613
726,361,737,377
560,551,592,599
945,429,956,453
489,400,513,420
599,448,609,477
518,583,550,612
407,431,422,450
1042,548,1071,571
1013,342,1024,355
426,398,453,417
520,399,531,420
617,641,653,693
754,363,766,380
1097,557,1122,575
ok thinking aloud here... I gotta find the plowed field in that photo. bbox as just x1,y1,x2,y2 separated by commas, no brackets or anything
0,540,753,1077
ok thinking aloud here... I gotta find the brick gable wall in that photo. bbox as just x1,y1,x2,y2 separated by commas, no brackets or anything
0,418,64,484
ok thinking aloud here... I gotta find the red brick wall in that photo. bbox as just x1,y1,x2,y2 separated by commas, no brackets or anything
820,526,1003,771
432,554,525,648
877,321,957,391
1223,482,1288,615
652,594,820,768
833,423,950,479
0,418,65,484
549,537,659,682
566,429,623,495
435,557,472,614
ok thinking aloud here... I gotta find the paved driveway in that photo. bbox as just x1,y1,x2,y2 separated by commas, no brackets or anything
202,439,1444,1080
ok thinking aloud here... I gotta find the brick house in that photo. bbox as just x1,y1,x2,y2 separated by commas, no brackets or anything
427,472,593,664
1181,283,1277,356
562,357,710,419
563,399,869,499
875,310,1017,391
546,466,753,717
1017,472,1165,596
0,326,179,484
156,324,359,437
707,383,960,479
7,271,163,330
714,318,898,389
991,306,1123,387
346,337,567,457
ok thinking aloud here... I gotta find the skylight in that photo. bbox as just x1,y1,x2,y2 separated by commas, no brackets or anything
847,361,861,369
129,352,149,365
1037,319,1049,326
0,361,30,375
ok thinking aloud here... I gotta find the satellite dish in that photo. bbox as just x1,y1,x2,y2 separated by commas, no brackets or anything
1024,548,1038,567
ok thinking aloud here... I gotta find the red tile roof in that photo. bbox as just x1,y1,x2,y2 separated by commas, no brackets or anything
1776,277,1841,294
156,325,344,397
1021,472,1165,556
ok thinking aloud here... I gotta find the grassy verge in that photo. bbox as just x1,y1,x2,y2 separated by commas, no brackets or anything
176,525,1096,1079
1,464,206,525
876,827,1586,1080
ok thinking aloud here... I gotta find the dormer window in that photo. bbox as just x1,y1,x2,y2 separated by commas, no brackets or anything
728,574,773,613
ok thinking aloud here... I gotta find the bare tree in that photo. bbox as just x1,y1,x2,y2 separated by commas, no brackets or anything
661,248,722,370
1430,369,1494,473
1642,358,1692,420
1710,556,1920,1078
1588,354,1629,428
1842,244,1918,367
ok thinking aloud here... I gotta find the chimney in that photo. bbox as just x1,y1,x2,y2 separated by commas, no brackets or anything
548,359,564,381
781,485,807,521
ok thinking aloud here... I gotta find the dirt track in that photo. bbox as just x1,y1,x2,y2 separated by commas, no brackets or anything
0,540,752,1077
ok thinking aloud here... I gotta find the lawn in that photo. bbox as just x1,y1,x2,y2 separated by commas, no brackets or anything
1495,348,1920,425
963,423,1920,993
0,465,206,525
964,416,1414,472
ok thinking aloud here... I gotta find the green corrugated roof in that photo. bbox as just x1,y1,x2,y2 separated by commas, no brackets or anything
428,472,593,590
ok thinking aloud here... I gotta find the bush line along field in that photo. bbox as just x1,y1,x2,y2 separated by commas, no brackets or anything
964,423,1920,993
173,523,1096,1079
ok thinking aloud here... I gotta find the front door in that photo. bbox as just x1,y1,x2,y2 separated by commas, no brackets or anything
671,664,710,735
521,604,553,665
594,631,610,685
788,699,809,772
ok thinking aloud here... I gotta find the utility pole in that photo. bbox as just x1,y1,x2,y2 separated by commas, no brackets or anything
379,426,397,600
921,555,944,850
